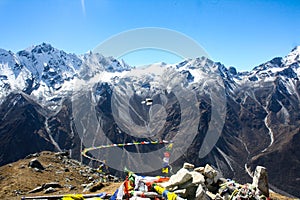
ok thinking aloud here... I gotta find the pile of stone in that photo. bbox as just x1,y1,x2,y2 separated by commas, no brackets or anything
156,163,270,200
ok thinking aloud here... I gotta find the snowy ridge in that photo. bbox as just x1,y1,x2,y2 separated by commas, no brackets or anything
0,43,300,111
285,46,300,65
0,43,131,109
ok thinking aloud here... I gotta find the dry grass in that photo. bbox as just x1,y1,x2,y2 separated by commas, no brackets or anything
0,151,120,200
270,192,298,200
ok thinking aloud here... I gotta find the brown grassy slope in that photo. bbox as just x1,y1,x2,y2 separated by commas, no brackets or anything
0,151,120,200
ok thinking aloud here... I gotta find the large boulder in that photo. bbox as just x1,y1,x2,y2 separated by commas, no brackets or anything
189,171,205,185
43,182,63,189
183,162,195,170
195,184,209,200
160,168,192,189
28,158,45,170
252,166,269,197
194,167,205,173
203,164,217,179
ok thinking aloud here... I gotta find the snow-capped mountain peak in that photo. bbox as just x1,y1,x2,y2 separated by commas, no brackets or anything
26,42,55,54
0,43,135,109
246,47,300,83
1,44,300,111
284,46,300,65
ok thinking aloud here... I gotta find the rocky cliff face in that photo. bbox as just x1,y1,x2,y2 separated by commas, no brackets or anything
0,43,299,197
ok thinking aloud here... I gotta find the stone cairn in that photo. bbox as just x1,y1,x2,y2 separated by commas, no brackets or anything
153,163,270,200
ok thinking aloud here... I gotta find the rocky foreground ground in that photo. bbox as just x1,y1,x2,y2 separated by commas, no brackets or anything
0,151,120,199
0,151,296,200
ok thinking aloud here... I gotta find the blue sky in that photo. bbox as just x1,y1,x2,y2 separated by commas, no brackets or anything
0,0,299,71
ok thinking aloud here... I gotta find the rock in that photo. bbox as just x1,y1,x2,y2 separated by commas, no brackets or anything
194,167,205,173
34,167,42,172
44,187,56,194
108,174,119,182
47,164,53,168
214,193,223,200
13,189,22,195
91,174,100,180
213,171,222,183
206,178,214,185
56,170,63,174
88,182,105,192
252,166,269,197
25,153,40,159
175,188,196,199
184,185,197,198
82,182,105,192
82,182,105,193
43,182,63,189
28,186,44,194
82,182,94,193
65,177,73,182
86,167,96,174
189,171,205,185
28,158,45,170
173,189,186,195
19,164,25,169
160,168,192,189
217,178,227,185
34,168,43,173
65,184,76,190
54,151,69,157
195,184,209,200
183,162,194,170
205,191,216,199
206,183,218,193
203,164,217,179
176,180,197,198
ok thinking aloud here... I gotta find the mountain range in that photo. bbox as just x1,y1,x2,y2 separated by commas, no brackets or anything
0,43,299,197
